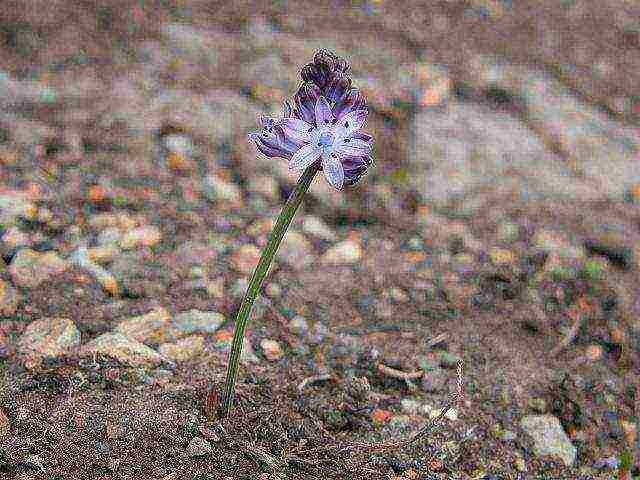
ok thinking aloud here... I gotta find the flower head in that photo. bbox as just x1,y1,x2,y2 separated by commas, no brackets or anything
248,50,374,190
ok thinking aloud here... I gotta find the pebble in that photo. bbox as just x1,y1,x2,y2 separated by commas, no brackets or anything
307,321,330,345
288,315,308,336
372,409,393,424
202,174,243,205
119,225,162,250
400,398,421,415
302,216,337,241
172,309,225,337
80,332,166,367
246,174,279,200
158,335,205,362
260,338,284,361
279,231,314,268
532,229,585,261
429,407,458,422
321,239,363,265
70,247,119,296
114,306,173,344
241,337,261,364
0,192,37,227
230,244,261,275
0,279,20,316
8,248,68,288
488,247,516,266
187,436,213,457
496,221,520,243
1,226,31,251
520,414,577,467
18,317,81,367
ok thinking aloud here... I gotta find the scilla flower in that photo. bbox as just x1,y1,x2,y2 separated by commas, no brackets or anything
248,51,374,190
213,51,374,419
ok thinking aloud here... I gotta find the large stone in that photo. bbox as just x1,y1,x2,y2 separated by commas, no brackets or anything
18,318,80,366
409,100,602,207
114,307,173,344
520,414,577,467
8,248,68,288
80,332,165,367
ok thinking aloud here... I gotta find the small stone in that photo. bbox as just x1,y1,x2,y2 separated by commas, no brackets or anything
514,456,527,472
279,231,314,268
18,317,81,367
230,244,261,275
388,287,409,303
307,321,330,345
528,397,547,414
246,174,279,200
119,225,162,250
8,248,68,288
114,307,173,344
202,175,242,204
321,240,363,265
372,409,393,424
265,282,282,298
585,344,603,361
70,247,119,296
158,335,205,362
302,216,337,241
520,414,577,467
488,247,516,266
496,221,520,243
86,245,121,264
400,399,421,415
0,192,37,227
437,351,462,368
428,407,458,422
172,309,225,337
288,315,308,336
239,337,260,364
260,338,284,361
187,436,212,457
80,332,166,367
0,279,20,316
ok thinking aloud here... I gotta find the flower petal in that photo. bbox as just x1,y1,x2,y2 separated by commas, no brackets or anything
289,143,322,171
334,109,368,140
314,96,334,127
281,118,313,144
322,154,345,190
334,138,372,157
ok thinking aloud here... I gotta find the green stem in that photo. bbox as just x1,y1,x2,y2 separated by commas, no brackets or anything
215,163,320,419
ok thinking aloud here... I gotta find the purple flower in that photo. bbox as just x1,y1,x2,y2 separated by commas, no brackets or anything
248,50,374,190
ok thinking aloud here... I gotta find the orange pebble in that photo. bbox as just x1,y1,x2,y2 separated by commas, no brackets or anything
610,327,625,344
88,185,107,203
215,330,234,343
585,344,603,361
371,409,393,424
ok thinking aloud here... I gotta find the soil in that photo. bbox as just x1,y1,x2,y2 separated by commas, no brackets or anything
0,1,639,479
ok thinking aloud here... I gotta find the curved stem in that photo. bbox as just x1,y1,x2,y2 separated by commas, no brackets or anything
214,163,320,419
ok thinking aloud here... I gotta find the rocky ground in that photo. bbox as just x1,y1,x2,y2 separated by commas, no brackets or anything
0,1,639,479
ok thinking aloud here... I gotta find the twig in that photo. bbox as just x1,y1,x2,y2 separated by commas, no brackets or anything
297,374,333,393
425,333,448,349
551,307,583,356
376,363,423,381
